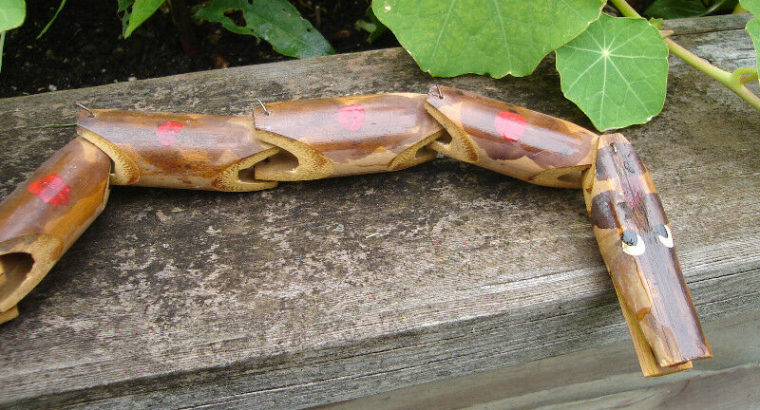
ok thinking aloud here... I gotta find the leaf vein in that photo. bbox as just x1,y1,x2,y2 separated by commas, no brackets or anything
430,0,457,62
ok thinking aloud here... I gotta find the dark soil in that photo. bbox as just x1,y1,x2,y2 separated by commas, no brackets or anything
1,0,399,98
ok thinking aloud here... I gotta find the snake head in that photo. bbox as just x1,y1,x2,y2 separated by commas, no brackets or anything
583,133,711,374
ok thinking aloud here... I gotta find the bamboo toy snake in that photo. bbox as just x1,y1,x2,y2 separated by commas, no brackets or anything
0,85,711,377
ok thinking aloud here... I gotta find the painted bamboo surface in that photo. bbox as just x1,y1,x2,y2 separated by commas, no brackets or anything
77,110,279,191
253,93,444,181
426,85,599,188
582,133,711,376
0,137,111,318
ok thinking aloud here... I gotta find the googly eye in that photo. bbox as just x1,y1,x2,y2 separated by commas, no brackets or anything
656,224,674,248
621,229,645,256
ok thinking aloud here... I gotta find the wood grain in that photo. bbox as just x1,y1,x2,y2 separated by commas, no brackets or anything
0,14,756,409
326,312,759,409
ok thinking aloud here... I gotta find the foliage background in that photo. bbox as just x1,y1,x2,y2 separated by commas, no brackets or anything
0,0,396,98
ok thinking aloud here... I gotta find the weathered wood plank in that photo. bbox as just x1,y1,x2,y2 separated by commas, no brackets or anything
325,312,760,409
0,14,758,408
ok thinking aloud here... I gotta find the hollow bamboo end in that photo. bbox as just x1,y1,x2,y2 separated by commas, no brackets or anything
0,235,61,313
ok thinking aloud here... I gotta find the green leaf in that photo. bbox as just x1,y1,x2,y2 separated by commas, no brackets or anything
356,5,387,44
117,0,133,37
740,0,760,14
556,15,669,131
117,0,132,13
0,0,25,74
122,0,165,38
644,0,738,19
644,0,707,18
743,0,760,86
372,0,605,78
747,20,760,82
748,29,760,89
194,0,334,58
0,0,25,32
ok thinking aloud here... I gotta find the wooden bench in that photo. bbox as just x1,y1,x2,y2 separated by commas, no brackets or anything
1,14,758,408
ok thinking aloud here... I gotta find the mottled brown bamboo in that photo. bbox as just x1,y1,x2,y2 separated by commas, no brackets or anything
582,133,711,376
0,137,111,324
425,85,599,188
77,110,279,192
0,305,18,323
252,93,445,181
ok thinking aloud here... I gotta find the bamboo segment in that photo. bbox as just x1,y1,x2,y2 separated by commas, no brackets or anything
582,133,711,375
252,93,445,181
77,110,280,191
425,85,599,188
0,305,18,324
0,137,111,323
613,280,693,376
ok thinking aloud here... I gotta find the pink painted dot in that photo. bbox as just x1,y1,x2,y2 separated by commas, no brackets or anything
337,105,365,131
156,120,183,146
494,110,527,142
27,173,71,206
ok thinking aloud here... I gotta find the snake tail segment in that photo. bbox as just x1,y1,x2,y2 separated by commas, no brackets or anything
0,137,111,322
77,109,279,192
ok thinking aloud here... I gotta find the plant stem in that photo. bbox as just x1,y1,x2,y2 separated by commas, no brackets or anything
609,0,640,17
609,0,760,111
667,38,760,110
731,66,759,84
36,0,68,40
0,32,5,74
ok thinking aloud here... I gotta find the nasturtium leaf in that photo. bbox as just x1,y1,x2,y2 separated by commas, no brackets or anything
740,0,760,14
123,0,165,38
372,0,605,78
195,0,334,59
0,0,25,32
747,20,760,84
742,0,760,85
556,15,669,131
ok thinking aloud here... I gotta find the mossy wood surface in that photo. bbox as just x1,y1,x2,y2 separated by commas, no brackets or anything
0,14,758,409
